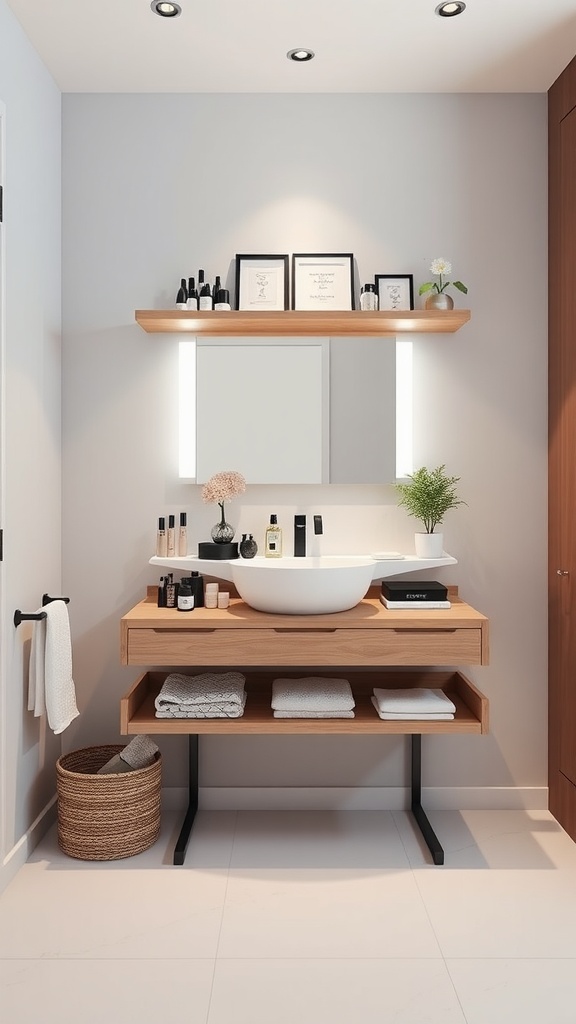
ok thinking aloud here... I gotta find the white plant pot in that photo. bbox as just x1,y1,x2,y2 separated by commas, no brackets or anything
414,532,444,558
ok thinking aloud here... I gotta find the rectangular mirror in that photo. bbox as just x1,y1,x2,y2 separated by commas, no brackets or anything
180,335,401,484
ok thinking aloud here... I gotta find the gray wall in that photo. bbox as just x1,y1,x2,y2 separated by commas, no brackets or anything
0,0,62,890
61,93,547,803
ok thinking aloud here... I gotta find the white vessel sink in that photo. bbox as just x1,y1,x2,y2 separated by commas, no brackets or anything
150,551,457,615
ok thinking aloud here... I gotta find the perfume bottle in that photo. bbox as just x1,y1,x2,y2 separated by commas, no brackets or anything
186,277,198,310
198,269,213,310
360,283,378,310
264,515,282,558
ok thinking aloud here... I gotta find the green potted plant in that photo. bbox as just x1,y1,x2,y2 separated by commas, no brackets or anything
394,464,465,558
419,257,468,311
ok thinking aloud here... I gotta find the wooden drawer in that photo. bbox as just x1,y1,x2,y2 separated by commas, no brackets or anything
120,669,489,736
125,625,483,667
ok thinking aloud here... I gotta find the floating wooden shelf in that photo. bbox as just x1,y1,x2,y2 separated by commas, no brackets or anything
135,308,471,337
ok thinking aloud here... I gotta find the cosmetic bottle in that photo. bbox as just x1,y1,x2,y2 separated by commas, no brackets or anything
190,570,204,607
157,577,166,608
178,512,188,556
186,277,198,311
198,277,213,310
175,284,187,310
177,578,194,612
167,514,176,556
240,533,258,558
156,516,168,557
165,573,178,609
213,275,222,300
264,515,283,558
214,288,231,311
360,283,378,311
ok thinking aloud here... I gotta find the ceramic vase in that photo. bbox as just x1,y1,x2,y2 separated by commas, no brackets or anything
414,532,444,558
425,291,454,311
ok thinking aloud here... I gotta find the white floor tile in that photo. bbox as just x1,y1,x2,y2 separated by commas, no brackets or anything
0,958,214,1024
208,958,467,1024
447,958,576,1024
230,810,409,868
394,809,576,869
0,839,229,959
414,867,576,958
218,868,442,958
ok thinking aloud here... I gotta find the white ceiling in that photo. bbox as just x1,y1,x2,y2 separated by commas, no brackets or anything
6,0,576,94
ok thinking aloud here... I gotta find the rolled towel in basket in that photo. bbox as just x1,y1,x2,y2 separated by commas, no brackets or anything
155,671,246,718
373,687,456,716
272,677,355,712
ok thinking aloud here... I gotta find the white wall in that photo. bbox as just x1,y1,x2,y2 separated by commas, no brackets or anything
61,93,547,805
0,0,62,891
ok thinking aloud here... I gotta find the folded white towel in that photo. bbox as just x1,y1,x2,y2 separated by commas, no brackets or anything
273,710,355,719
29,601,79,734
272,677,355,712
154,671,246,713
155,693,247,719
373,687,456,715
371,697,454,721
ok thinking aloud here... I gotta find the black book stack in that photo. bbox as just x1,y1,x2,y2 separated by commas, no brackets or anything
380,580,450,609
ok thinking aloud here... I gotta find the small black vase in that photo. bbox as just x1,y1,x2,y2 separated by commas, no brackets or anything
239,533,258,558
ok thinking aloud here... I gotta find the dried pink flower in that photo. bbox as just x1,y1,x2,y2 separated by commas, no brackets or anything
201,470,246,505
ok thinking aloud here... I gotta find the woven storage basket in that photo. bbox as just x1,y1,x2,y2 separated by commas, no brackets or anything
56,744,162,861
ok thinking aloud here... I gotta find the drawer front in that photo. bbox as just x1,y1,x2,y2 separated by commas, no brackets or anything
126,627,483,666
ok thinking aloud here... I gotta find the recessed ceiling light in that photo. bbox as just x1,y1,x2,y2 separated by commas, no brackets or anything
151,1,182,17
435,2,466,16
287,48,315,62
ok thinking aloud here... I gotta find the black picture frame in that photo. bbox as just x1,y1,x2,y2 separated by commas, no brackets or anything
234,254,289,311
292,253,355,311
374,274,414,311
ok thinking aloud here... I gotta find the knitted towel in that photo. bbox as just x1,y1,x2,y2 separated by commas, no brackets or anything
373,687,456,715
155,672,246,718
273,709,355,719
271,677,355,712
29,601,79,735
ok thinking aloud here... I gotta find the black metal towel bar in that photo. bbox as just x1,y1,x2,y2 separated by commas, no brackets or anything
14,594,70,628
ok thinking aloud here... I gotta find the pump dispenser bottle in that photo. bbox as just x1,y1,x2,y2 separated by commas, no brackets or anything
264,514,283,558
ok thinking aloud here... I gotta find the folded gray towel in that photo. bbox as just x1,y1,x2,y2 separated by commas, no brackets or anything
273,709,355,719
155,693,247,719
155,671,246,714
272,677,355,712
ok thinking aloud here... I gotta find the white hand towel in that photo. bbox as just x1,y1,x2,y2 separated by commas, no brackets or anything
373,687,456,715
272,677,355,712
43,601,79,734
371,697,453,720
273,710,355,719
28,609,46,715
154,671,246,713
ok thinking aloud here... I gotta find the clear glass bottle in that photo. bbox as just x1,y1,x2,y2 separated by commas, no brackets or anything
264,515,282,558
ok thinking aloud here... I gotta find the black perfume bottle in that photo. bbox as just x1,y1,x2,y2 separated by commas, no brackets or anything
240,533,258,558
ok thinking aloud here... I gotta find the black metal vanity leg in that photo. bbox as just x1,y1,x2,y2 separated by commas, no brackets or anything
410,734,444,865
173,734,199,865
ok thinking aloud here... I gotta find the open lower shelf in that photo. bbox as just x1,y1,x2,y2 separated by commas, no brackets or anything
121,669,488,736
135,308,471,337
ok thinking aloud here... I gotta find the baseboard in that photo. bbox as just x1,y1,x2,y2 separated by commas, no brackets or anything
0,796,57,897
162,786,549,813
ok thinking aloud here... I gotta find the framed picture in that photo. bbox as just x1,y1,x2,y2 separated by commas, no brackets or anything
292,253,355,311
375,274,414,311
234,254,289,311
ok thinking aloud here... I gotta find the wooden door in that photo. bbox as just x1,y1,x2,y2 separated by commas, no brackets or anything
549,55,576,835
